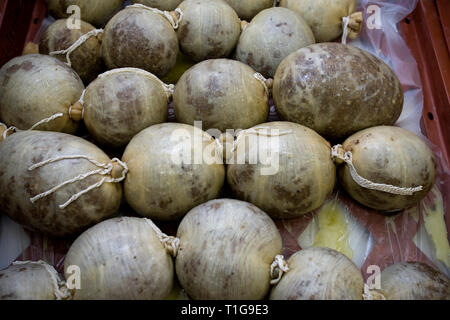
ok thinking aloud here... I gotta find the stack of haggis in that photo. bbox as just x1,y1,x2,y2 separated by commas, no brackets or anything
0,0,448,300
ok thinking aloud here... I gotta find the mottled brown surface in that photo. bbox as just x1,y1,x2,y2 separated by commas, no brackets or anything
65,217,174,299
102,8,179,78
236,7,315,78
39,19,103,84
279,0,357,42
227,122,336,219
377,262,449,300
122,123,225,221
0,131,122,237
174,59,269,131
176,199,282,299
338,126,437,211
224,0,273,20
0,54,83,133
273,43,404,140
0,262,57,300
177,0,241,62
83,69,168,147
270,247,364,300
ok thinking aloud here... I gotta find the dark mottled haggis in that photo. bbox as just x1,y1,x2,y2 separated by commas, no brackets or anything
39,19,103,84
173,59,269,131
102,8,178,78
273,43,404,140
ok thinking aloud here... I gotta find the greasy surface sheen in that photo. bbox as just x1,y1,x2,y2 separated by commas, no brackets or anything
273,43,404,140
0,54,84,133
377,262,449,300
177,0,241,62
270,247,364,300
65,217,174,300
224,0,273,20
131,0,183,11
236,7,315,78
280,0,357,42
176,199,283,300
174,59,269,131
0,263,57,300
122,123,225,220
227,122,336,219
102,8,179,78
83,69,168,148
39,19,103,84
338,126,437,212
0,131,122,237
45,0,123,27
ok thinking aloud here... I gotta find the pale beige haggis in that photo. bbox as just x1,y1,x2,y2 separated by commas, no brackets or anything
236,7,315,78
227,122,336,219
176,199,283,299
270,247,365,300
177,0,241,61
224,0,274,20
174,59,269,131
0,54,84,134
279,0,360,42
122,123,225,221
369,262,449,300
338,126,436,212
64,217,175,300
0,262,66,300
82,68,169,148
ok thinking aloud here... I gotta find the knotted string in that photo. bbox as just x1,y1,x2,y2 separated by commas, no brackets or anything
144,218,180,257
12,260,72,300
50,29,104,67
29,156,128,209
270,255,289,285
331,144,423,195
126,4,183,29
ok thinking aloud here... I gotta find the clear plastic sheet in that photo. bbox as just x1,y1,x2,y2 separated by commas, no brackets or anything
0,0,449,287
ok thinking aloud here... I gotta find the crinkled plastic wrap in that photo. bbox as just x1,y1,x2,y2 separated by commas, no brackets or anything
0,0,448,291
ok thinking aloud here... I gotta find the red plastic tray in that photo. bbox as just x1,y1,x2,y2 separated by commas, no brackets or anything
0,0,46,67
400,0,450,167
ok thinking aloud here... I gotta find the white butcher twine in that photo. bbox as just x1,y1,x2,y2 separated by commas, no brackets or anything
98,68,175,102
144,218,180,258
1,113,64,140
12,260,72,300
270,255,289,285
231,127,293,153
331,144,424,195
126,4,184,29
50,28,104,67
28,156,128,209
